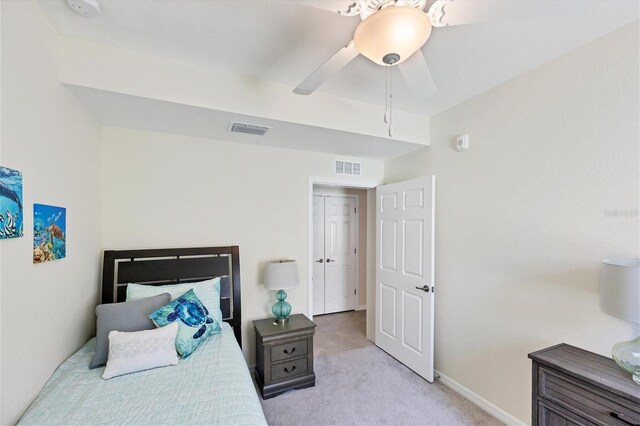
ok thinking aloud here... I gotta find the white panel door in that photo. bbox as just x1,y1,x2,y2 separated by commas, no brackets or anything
324,196,357,313
312,196,326,315
375,176,435,382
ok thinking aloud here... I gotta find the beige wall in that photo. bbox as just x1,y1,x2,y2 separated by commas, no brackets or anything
0,2,102,424
385,23,639,423
100,126,384,363
313,185,368,308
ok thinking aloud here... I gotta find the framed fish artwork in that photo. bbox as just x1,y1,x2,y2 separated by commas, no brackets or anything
0,166,24,240
33,204,66,263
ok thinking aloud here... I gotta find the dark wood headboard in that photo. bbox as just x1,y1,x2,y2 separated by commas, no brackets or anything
101,246,242,347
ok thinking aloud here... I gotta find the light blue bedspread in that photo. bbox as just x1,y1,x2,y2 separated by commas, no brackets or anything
18,323,267,426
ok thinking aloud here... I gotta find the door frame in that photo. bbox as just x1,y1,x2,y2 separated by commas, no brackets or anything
312,192,360,314
307,177,378,328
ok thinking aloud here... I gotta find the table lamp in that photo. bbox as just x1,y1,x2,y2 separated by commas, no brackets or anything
600,258,640,384
264,259,299,324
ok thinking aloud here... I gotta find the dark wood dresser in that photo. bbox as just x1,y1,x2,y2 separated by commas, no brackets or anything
529,344,640,426
253,314,316,399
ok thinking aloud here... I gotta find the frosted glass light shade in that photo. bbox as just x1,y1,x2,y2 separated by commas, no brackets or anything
600,259,640,323
264,260,299,290
354,6,432,65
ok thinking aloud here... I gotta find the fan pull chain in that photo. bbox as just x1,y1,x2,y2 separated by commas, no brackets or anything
388,64,393,138
384,65,389,124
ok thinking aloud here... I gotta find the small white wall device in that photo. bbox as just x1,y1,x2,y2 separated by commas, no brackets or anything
456,134,470,151
67,0,102,17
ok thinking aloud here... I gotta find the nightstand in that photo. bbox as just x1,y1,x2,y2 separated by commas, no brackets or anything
253,314,316,399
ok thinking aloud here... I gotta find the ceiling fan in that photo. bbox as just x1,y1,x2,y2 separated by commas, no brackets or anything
294,0,541,99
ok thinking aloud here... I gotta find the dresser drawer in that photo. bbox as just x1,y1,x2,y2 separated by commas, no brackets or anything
270,339,308,362
270,357,308,382
539,367,640,425
538,400,597,426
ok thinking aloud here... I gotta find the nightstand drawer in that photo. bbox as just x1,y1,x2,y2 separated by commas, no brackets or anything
270,339,308,362
271,357,308,382
539,367,640,425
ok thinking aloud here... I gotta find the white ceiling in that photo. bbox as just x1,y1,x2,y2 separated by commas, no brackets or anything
37,0,639,117
64,84,423,160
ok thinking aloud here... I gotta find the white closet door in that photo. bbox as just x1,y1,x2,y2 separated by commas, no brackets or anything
375,176,435,382
324,196,357,313
312,196,326,316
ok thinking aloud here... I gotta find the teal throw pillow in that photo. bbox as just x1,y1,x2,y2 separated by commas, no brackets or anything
149,289,221,358
127,277,223,326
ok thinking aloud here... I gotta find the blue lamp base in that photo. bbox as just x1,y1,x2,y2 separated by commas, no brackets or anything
272,289,292,324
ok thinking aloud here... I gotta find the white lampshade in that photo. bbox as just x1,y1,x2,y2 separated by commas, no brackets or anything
600,259,640,324
354,6,432,66
264,260,299,290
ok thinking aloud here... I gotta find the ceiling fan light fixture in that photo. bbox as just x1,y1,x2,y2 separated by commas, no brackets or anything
354,6,432,66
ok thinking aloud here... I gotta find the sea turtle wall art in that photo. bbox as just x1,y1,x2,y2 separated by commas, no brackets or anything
0,166,24,240
34,203,66,263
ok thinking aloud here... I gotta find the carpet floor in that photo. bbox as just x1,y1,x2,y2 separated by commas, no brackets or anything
313,311,373,357
259,345,502,426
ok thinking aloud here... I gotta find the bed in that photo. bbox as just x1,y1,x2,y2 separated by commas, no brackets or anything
18,246,267,426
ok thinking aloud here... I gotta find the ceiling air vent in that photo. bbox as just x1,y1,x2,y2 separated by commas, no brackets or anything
229,122,270,136
335,160,361,176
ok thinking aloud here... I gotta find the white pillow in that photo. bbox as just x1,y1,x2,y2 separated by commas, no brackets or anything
126,277,222,325
102,323,179,380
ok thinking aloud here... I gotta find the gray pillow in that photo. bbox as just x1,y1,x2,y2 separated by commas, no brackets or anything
89,293,171,369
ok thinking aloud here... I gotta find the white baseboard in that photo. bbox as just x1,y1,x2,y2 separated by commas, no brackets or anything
435,369,525,426
355,304,367,311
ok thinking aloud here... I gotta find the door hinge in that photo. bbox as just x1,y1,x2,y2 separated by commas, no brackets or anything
354,248,356,254
354,289,357,295
354,207,356,214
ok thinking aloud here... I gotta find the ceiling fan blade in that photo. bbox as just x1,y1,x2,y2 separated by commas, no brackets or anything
299,0,359,16
293,41,359,95
429,0,574,27
398,50,437,99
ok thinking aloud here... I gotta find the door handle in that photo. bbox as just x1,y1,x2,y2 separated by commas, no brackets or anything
326,259,335,263
316,259,324,263
415,285,430,293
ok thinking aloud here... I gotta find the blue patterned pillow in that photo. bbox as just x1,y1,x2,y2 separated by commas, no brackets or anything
148,289,221,358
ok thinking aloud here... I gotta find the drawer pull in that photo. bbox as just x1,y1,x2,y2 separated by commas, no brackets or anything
284,347,296,355
610,412,640,426
284,366,296,374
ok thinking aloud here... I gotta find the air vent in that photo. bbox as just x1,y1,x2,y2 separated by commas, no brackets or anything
229,122,270,136
335,160,361,176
